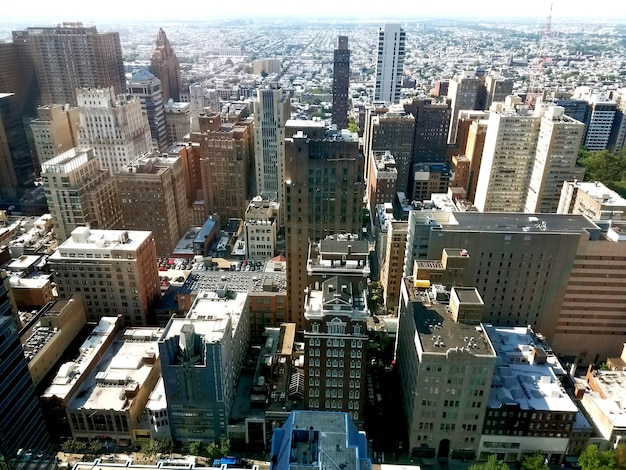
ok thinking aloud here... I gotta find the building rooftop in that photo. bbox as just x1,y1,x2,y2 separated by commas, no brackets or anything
180,270,286,295
406,279,495,356
570,181,626,208
482,324,576,413
305,276,368,320
44,317,121,401
50,227,151,257
446,212,600,234
163,288,248,343
41,147,94,174
67,326,162,412
270,411,370,470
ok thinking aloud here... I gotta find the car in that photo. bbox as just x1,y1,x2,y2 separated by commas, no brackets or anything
158,266,167,271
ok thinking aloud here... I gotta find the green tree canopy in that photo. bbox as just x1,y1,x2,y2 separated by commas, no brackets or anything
578,444,616,470
578,148,626,197
521,453,548,470
469,455,510,470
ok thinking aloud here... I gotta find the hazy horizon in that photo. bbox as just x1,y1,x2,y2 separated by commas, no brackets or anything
2,0,626,23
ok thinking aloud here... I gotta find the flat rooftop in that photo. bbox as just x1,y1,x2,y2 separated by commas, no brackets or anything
573,181,626,207
447,212,599,233
407,281,494,356
483,324,575,412
163,289,248,343
44,317,120,401
180,270,286,295
50,227,151,256
68,327,162,412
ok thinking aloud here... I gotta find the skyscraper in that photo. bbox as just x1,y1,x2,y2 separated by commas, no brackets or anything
0,314,51,466
363,104,415,194
374,24,405,104
115,154,192,257
474,97,542,212
0,93,35,200
303,276,368,423
332,36,350,130
77,87,152,173
403,97,451,165
159,287,250,441
284,124,364,329
127,69,168,152
254,85,290,202
150,28,182,103
17,22,125,107
41,147,122,241
525,106,585,213
192,113,253,221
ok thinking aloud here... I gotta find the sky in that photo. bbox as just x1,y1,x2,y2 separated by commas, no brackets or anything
1,0,626,22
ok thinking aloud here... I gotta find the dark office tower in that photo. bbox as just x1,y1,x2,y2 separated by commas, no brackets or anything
191,113,253,221
0,275,51,465
284,126,364,330
404,97,451,164
150,28,182,103
363,104,414,194
0,93,36,201
332,36,350,130
127,68,168,151
1,33,40,117
374,24,406,104
16,22,125,107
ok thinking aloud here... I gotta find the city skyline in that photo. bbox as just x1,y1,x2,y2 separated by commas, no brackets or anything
1,0,625,22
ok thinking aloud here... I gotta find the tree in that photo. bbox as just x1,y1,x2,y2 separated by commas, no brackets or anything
156,438,175,455
578,444,616,470
367,282,384,315
188,440,206,457
469,455,509,470
348,116,360,134
521,453,548,470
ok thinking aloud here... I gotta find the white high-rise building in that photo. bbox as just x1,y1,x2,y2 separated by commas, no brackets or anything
253,86,290,202
525,106,585,213
374,24,406,105
77,87,152,173
188,84,220,132
474,97,542,212
584,93,616,151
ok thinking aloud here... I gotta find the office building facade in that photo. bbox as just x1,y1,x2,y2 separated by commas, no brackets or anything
77,87,152,173
30,104,80,166
254,86,290,203
48,227,160,326
18,22,125,107
115,154,191,257
127,69,168,152
41,147,122,241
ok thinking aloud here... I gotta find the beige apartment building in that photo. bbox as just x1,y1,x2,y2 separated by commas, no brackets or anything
379,220,408,313
21,295,87,387
558,180,626,221
115,154,191,257
48,227,160,326
244,196,279,259
41,147,122,241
